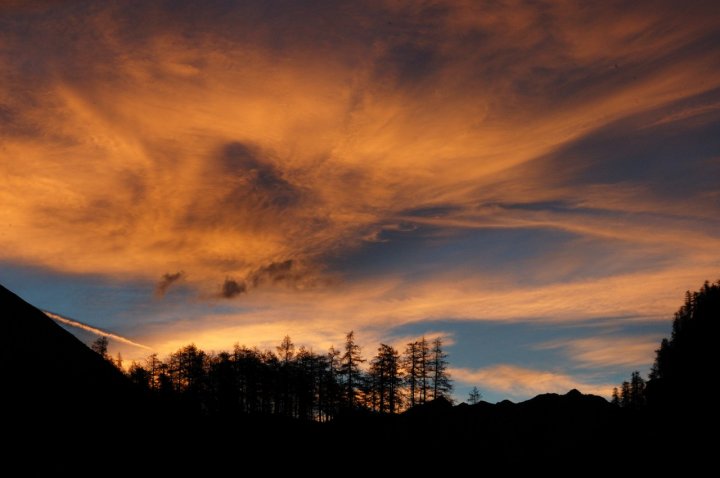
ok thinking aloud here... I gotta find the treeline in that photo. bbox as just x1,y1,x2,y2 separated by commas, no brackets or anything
611,371,645,409
94,332,452,420
613,279,719,409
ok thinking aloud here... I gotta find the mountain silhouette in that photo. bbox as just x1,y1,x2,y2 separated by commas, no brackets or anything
1,284,134,412
320,388,625,469
1,283,145,472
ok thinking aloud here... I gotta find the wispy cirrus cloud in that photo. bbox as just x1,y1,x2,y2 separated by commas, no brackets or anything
2,0,718,290
452,365,614,400
537,336,662,369
0,0,718,387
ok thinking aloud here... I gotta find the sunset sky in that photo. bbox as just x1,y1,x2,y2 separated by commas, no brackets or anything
2,0,719,402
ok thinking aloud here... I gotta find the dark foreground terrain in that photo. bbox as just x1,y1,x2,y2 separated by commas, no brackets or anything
1,283,714,472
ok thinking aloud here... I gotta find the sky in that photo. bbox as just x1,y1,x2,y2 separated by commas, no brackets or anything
1,0,719,403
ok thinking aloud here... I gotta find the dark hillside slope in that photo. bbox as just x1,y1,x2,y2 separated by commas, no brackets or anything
0,284,137,417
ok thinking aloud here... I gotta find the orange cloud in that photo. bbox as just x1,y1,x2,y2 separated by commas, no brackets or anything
537,336,662,369
1,1,719,359
110,265,705,366
452,365,614,400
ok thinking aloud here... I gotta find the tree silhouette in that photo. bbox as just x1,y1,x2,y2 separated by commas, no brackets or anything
369,344,403,413
616,279,720,409
168,343,208,412
418,337,430,404
629,371,645,408
322,346,342,419
404,341,420,407
402,337,436,406
338,331,365,409
91,336,109,360
147,353,161,391
207,351,236,415
429,337,452,401
468,386,482,404
276,335,295,415
92,330,464,420
128,361,152,389
617,372,645,409
647,280,719,408
620,381,631,408
277,335,295,364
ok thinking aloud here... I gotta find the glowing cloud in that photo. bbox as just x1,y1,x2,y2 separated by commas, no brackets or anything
537,336,662,369
0,1,718,390
452,365,614,400
1,0,718,293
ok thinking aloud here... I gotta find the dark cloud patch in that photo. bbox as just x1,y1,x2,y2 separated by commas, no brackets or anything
500,200,579,214
0,103,39,138
217,260,308,299
494,200,568,212
401,205,464,218
180,141,307,231
375,42,444,88
11,0,340,104
220,142,263,172
491,201,628,221
362,224,418,244
220,142,302,210
248,260,297,288
121,171,147,205
221,277,246,298
155,271,185,297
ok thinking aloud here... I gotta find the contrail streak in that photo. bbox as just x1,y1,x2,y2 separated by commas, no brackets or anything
44,310,152,350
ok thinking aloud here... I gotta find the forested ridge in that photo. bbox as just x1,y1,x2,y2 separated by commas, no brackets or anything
93,331,452,421
612,279,720,410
